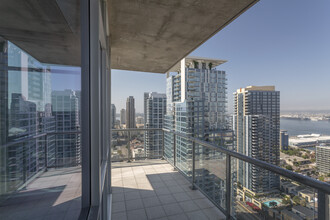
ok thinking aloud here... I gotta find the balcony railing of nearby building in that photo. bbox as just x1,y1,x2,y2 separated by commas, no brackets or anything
0,131,81,203
111,128,330,220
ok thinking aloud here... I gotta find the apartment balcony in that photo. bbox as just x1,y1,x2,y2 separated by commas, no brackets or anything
112,128,330,220
111,160,225,220
0,167,82,220
1,128,330,220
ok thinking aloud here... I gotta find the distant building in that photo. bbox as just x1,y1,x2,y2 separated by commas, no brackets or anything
290,135,330,148
120,109,126,125
144,92,166,157
52,90,80,167
280,130,289,150
126,96,136,128
136,116,144,125
316,145,330,175
233,86,280,193
111,104,116,129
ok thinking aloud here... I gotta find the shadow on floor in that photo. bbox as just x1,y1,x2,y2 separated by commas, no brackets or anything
111,162,226,220
0,168,82,220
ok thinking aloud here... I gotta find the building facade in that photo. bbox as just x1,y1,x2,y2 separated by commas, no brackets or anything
233,86,280,193
120,109,126,125
316,145,330,175
0,39,54,197
111,104,116,129
126,96,136,128
280,130,289,150
164,57,232,208
144,92,166,157
52,90,80,167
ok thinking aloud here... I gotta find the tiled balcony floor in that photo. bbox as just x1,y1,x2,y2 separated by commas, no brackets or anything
111,159,226,220
0,167,81,220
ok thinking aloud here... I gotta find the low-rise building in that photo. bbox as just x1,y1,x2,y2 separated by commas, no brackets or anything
292,206,316,220
280,181,299,194
280,153,311,167
289,135,330,148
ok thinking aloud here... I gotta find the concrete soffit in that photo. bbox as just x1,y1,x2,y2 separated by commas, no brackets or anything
109,0,259,73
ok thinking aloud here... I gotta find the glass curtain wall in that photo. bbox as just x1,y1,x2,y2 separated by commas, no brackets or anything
0,32,81,220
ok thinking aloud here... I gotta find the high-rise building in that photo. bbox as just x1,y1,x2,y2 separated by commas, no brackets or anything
164,57,231,207
120,109,126,125
111,104,116,129
280,130,289,151
126,96,136,128
233,86,280,193
144,92,166,157
316,145,330,175
52,90,80,167
0,38,54,196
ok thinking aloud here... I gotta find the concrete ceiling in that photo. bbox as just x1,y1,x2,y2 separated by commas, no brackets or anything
109,0,258,73
0,0,80,66
0,0,258,72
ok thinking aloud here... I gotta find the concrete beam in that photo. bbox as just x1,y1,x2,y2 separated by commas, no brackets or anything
0,0,258,71
109,0,258,73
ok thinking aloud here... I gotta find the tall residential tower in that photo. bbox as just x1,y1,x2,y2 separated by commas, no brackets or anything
164,57,232,207
233,86,280,193
120,109,126,125
125,96,136,128
111,104,116,129
144,92,166,157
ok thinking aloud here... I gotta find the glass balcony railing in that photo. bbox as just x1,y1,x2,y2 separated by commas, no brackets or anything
0,131,81,203
112,128,330,220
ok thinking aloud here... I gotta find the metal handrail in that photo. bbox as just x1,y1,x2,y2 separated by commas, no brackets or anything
163,128,330,194
1,130,81,149
114,127,330,219
113,127,330,194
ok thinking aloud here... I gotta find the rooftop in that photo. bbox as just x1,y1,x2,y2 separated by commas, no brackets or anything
236,86,275,93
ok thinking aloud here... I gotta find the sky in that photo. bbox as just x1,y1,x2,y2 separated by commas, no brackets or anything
53,0,330,114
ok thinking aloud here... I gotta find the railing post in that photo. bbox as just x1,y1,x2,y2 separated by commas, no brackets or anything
161,129,165,160
318,190,329,220
190,141,196,190
127,131,131,162
173,133,176,170
226,155,231,220
45,134,48,171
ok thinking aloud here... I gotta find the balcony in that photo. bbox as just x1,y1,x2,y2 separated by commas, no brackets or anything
111,128,330,220
111,160,225,220
0,167,81,220
0,128,329,220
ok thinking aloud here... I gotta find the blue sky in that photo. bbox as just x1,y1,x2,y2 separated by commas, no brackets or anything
54,0,330,114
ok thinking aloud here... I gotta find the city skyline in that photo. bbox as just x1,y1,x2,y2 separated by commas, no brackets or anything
111,0,330,113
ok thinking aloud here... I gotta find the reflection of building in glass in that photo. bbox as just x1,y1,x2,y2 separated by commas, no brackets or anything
0,38,55,197
52,90,80,167
233,86,280,193
111,104,116,129
144,92,166,157
164,57,232,208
